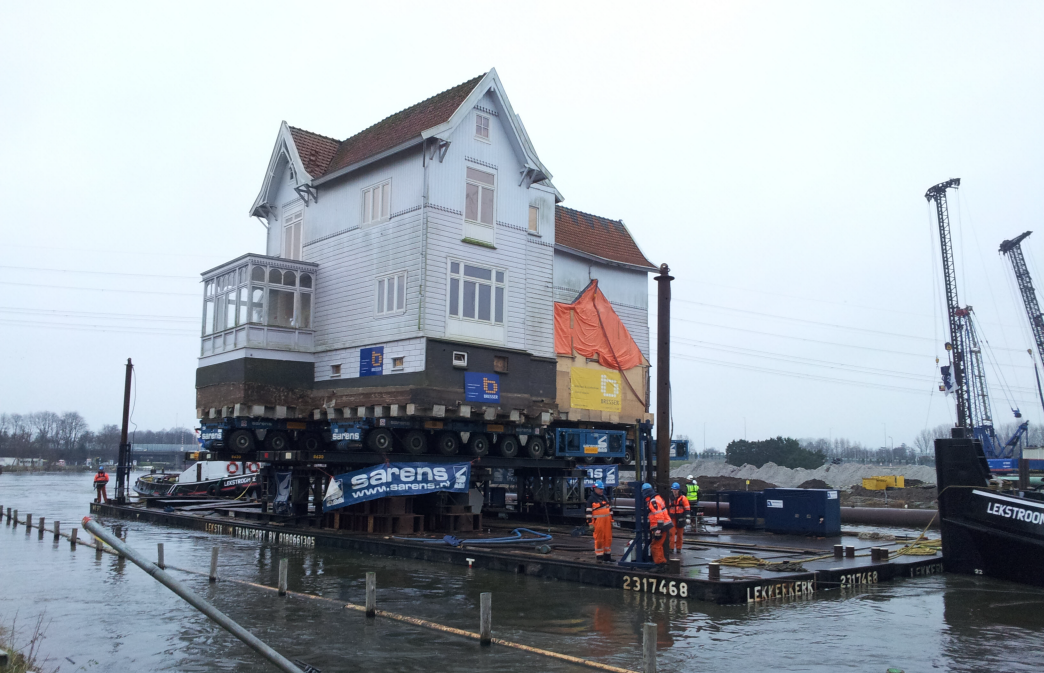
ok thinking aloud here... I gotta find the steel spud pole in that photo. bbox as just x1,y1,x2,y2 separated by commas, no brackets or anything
81,517,301,672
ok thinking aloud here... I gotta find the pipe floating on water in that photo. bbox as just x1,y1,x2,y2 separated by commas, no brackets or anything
393,528,552,546
688,501,939,528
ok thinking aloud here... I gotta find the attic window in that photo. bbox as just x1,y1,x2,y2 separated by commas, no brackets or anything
475,114,490,141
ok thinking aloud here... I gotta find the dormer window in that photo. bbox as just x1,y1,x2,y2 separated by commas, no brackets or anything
475,113,490,141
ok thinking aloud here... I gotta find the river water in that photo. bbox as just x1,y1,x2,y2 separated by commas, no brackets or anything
2,473,1044,672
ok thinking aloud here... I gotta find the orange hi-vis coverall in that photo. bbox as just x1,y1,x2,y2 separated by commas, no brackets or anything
586,491,614,560
646,493,672,565
93,470,109,503
667,492,690,553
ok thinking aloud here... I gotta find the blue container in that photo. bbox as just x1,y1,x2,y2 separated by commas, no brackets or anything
763,488,841,536
720,491,766,530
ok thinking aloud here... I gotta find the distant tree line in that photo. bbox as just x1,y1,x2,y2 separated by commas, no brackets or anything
726,436,826,469
0,411,194,463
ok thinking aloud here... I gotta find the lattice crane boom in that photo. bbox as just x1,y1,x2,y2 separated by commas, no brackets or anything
999,231,1044,369
925,178,969,429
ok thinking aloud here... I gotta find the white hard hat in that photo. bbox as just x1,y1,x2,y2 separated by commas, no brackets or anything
687,475,694,480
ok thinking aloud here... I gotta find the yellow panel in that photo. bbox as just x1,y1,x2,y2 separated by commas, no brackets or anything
570,368,623,412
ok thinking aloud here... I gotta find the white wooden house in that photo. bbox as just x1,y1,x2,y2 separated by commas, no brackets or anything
197,69,656,422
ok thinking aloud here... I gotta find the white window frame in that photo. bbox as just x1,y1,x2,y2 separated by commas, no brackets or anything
475,113,490,142
375,270,407,317
362,179,392,226
446,260,506,326
528,205,540,234
282,209,303,260
463,167,496,245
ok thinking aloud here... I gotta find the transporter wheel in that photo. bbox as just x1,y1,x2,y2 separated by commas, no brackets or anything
263,430,289,452
403,430,428,455
467,433,490,457
298,432,323,452
498,435,520,458
436,432,460,456
228,430,256,452
367,428,394,454
622,447,635,466
525,436,546,460
580,455,598,465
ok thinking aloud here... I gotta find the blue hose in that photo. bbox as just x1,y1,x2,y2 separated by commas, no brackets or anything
392,528,552,547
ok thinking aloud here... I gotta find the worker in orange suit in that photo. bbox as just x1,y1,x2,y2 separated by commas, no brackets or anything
586,480,614,562
666,482,690,555
642,483,673,571
93,466,109,503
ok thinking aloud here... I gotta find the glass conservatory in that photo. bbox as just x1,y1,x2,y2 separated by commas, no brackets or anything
199,254,318,357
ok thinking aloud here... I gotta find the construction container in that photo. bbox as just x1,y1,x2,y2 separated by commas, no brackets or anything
861,475,905,490
763,488,841,536
719,491,765,530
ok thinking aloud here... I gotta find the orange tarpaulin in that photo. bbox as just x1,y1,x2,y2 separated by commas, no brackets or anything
554,280,643,370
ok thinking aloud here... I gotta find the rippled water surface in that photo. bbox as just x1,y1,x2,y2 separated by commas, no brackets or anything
3,473,1044,672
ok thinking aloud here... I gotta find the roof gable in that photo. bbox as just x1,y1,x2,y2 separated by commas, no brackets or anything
555,205,656,270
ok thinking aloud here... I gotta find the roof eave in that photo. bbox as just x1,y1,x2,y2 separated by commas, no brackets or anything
554,244,658,273
250,122,311,218
311,136,425,187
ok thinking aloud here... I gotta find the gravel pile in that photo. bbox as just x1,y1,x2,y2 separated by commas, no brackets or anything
670,460,937,489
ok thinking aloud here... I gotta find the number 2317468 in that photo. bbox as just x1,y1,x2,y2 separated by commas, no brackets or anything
623,576,688,597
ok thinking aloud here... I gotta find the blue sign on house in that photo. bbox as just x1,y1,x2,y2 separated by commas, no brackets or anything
464,372,500,403
360,346,384,377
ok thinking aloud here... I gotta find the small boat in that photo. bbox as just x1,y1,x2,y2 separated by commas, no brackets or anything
134,460,260,498
935,435,1044,586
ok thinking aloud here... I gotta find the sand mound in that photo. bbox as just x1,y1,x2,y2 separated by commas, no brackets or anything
670,459,936,489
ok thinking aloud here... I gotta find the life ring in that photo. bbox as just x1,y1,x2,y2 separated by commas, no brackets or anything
246,462,260,474
226,462,239,475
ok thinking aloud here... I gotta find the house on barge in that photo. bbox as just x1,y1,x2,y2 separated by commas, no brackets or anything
196,69,657,452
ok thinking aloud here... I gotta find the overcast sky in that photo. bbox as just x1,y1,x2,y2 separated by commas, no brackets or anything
2,2,1043,450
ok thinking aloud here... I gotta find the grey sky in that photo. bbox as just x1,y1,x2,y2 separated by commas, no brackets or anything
2,2,1042,449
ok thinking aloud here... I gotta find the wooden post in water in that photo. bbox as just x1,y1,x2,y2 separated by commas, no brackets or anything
365,572,376,618
12,509,17,528
210,547,219,582
38,517,45,539
643,622,657,673
479,592,492,645
53,521,60,540
70,528,78,548
157,543,165,569
25,514,32,533
278,559,288,596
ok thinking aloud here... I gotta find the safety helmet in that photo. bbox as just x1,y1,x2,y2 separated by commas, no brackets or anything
593,480,605,490
671,482,680,490
98,466,105,471
641,483,654,497
687,475,694,480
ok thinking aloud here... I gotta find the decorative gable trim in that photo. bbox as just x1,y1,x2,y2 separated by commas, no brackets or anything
250,121,312,219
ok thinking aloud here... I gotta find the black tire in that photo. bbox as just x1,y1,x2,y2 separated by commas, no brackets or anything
298,432,322,452
467,433,490,457
498,435,520,458
228,429,255,452
436,432,460,456
580,455,597,465
263,431,289,452
207,484,218,497
525,436,546,460
367,428,394,453
622,447,635,466
403,430,428,455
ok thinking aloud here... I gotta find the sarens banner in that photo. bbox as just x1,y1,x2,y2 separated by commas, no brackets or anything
323,462,471,512
570,368,623,412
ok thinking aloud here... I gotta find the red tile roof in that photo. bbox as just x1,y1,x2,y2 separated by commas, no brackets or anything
292,74,486,179
287,127,341,178
555,205,656,269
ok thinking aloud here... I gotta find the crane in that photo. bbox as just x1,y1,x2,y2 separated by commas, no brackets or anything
925,178,970,430
1000,230,1044,420
925,179,1026,457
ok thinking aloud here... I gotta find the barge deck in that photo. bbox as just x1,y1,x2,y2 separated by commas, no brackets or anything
91,500,945,605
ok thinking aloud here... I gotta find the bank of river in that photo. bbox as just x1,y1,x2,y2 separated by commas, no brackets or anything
2,473,1044,672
